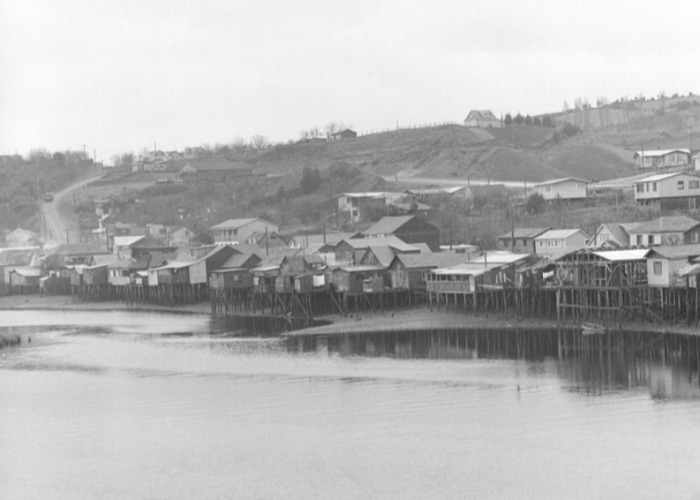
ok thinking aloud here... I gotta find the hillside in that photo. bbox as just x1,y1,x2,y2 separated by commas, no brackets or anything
248,123,637,184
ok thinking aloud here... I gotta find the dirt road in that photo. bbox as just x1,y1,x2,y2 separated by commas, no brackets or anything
41,174,103,245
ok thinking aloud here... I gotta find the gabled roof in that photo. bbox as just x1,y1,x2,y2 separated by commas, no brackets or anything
632,172,689,183
210,218,275,230
288,232,358,248
532,177,589,187
647,244,700,260
465,110,498,120
0,249,36,266
336,192,386,200
535,229,588,240
363,215,434,236
339,236,420,253
48,244,110,257
220,252,260,269
497,227,550,240
334,265,385,273
633,148,690,158
113,235,146,248
365,246,397,267
588,223,635,246
627,216,700,234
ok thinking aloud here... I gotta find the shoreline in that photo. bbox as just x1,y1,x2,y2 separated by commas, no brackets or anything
1,294,699,338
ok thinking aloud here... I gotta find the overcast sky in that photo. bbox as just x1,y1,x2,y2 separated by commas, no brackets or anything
2,0,700,162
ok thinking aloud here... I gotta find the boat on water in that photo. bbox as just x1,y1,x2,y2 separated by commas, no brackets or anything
581,322,607,335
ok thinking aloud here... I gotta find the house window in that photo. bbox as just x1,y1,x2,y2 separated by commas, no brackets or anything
690,180,700,189
636,235,643,246
653,182,657,191
653,261,662,275
693,232,700,243
678,181,685,190
636,184,643,193
545,186,551,192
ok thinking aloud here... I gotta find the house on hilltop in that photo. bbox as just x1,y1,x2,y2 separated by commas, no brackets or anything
464,110,502,128
633,149,690,170
176,160,253,184
331,129,357,140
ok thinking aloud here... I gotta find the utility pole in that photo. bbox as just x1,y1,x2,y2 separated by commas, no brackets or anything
81,144,87,160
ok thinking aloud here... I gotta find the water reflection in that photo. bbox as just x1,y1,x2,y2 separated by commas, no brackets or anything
291,328,700,400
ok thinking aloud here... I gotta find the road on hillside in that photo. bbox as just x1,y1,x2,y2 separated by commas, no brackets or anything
387,172,643,191
41,174,103,245
385,174,528,190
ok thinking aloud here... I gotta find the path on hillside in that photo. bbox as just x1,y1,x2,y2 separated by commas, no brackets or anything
41,174,103,245
387,174,528,190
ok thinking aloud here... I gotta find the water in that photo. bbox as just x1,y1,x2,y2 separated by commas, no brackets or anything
2,310,700,499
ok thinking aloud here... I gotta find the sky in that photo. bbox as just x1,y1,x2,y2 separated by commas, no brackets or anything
2,0,700,163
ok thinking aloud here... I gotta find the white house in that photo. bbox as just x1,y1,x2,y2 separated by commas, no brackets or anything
336,192,403,224
534,229,589,258
586,223,640,248
210,218,279,244
531,178,588,201
633,172,700,206
646,244,700,287
464,110,502,128
633,149,690,169
626,215,700,247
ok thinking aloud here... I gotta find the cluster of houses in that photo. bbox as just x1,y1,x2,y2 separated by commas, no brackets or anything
5,209,700,321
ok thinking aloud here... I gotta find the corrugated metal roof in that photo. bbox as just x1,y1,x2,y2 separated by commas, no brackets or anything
591,249,650,261
210,218,275,230
648,244,700,260
468,251,530,265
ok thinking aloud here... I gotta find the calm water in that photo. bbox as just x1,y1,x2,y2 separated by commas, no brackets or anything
2,310,700,499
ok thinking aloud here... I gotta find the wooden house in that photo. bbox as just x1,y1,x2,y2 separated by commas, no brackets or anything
534,229,589,258
425,263,500,295
627,216,700,247
531,178,588,201
388,252,467,291
3,227,39,247
633,149,690,169
586,223,640,248
553,249,650,288
44,244,110,269
334,236,421,265
175,160,253,183
464,109,502,128
645,244,700,287
331,265,388,294
276,256,311,293
362,215,441,251
633,172,700,209
497,228,550,254
331,129,357,140
210,218,279,244
404,186,469,206
7,267,43,293
336,192,390,224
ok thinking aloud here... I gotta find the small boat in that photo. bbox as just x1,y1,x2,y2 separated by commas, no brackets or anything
581,322,607,335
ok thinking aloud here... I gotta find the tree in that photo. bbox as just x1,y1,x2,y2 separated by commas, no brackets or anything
525,192,545,215
514,113,524,125
325,121,348,139
504,113,513,126
249,135,269,149
562,123,580,138
542,115,554,128
524,114,532,125
533,116,542,126
300,166,322,194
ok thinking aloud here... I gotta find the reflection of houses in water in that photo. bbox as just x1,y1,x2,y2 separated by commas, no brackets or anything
290,328,700,400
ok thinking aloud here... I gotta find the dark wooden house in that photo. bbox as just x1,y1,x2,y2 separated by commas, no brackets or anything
362,215,441,252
